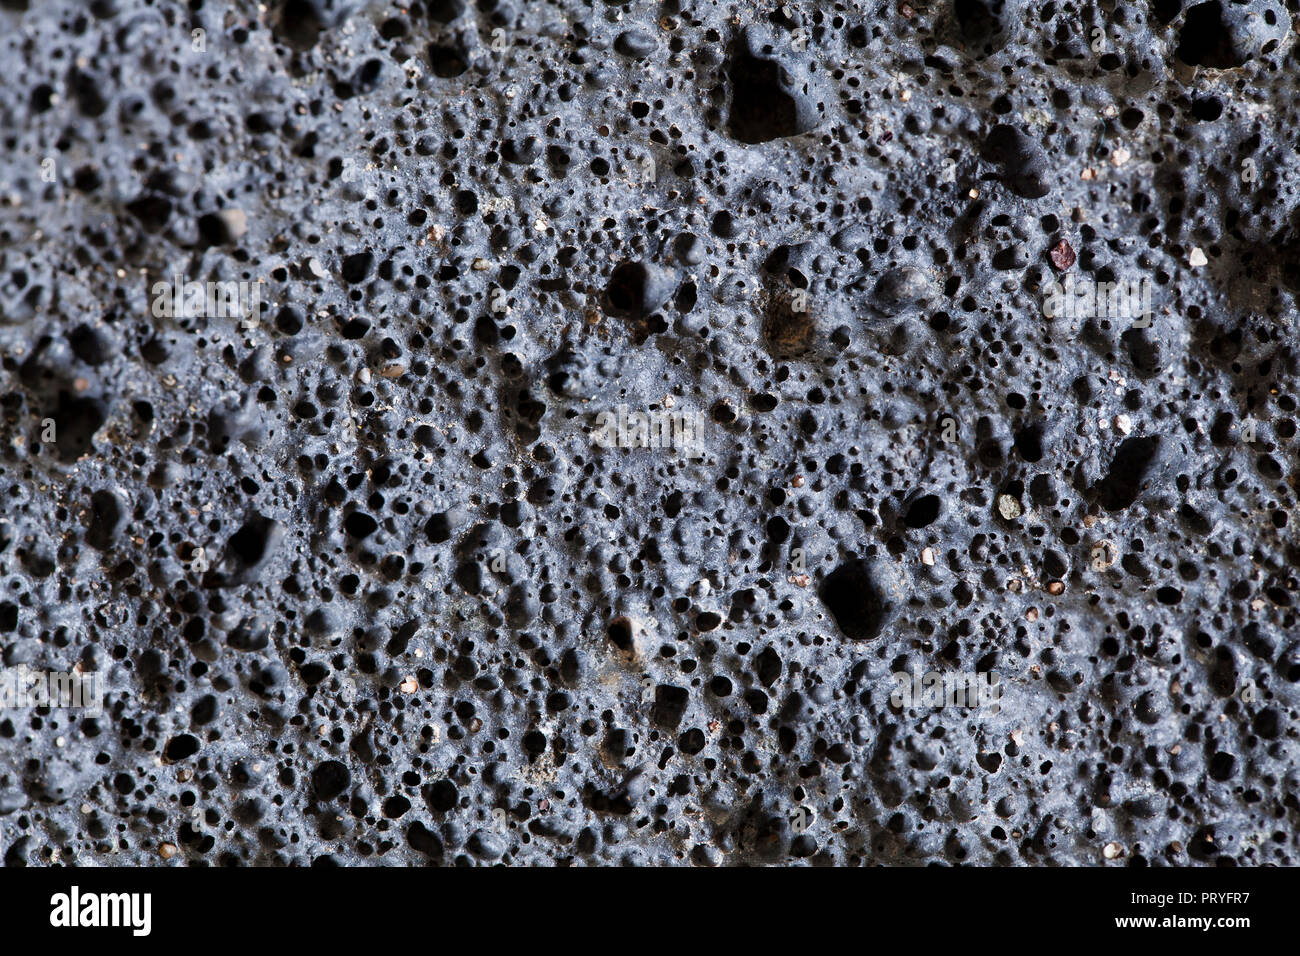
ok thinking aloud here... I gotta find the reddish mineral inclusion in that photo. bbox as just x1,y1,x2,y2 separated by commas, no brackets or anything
1049,238,1077,271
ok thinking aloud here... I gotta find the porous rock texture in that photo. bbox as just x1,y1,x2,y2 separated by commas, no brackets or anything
0,0,1298,866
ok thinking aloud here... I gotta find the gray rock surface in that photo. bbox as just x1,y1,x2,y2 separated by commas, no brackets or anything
0,0,1296,866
